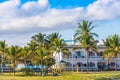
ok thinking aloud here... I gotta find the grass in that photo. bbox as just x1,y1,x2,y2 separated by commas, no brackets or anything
0,71,120,80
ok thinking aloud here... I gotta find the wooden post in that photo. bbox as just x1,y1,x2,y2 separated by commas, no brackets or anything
76,64,78,72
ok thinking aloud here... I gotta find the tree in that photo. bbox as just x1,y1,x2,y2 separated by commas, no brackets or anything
27,41,38,75
103,34,120,71
74,20,98,73
51,38,69,71
27,41,38,61
7,46,21,75
35,47,51,76
46,32,61,44
32,33,47,47
18,46,30,67
0,40,7,73
31,33,55,76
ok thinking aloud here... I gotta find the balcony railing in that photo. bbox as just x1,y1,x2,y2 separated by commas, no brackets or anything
64,67,97,71
63,56,120,59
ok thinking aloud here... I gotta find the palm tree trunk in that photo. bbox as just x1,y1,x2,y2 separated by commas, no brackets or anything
8,62,10,75
13,60,15,75
59,52,61,72
41,60,44,76
86,50,89,74
32,63,35,75
115,57,117,72
1,59,3,73
1,54,3,74
107,60,109,70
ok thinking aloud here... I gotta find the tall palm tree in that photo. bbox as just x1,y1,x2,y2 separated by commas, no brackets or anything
0,40,7,73
51,38,69,71
74,20,98,73
27,41,38,74
103,34,120,71
7,46,21,75
35,47,51,76
31,33,57,75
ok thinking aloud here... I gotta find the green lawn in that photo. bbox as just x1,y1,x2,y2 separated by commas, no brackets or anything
0,71,120,80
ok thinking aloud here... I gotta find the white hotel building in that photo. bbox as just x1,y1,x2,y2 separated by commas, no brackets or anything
54,45,120,71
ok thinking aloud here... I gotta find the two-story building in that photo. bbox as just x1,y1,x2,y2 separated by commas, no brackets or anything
53,45,120,71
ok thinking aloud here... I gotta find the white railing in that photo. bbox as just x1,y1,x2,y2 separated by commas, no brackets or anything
63,56,120,60
64,67,97,71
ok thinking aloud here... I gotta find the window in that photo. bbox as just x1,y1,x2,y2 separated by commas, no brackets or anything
76,62,83,67
88,62,95,67
75,51,81,58
97,51,103,56
89,51,95,57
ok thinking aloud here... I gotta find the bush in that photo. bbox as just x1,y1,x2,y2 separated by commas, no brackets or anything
20,68,32,76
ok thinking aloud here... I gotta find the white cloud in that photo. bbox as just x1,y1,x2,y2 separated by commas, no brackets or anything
86,0,120,20
0,0,120,34
0,0,120,46
0,6,83,33
21,0,49,16
0,0,20,18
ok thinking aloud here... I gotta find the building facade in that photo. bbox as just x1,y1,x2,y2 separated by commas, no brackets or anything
54,45,120,71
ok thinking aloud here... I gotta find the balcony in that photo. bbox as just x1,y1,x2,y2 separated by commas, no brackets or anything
64,66,97,71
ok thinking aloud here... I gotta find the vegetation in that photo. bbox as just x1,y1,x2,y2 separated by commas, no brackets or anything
0,71,120,80
0,20,120,78
103,34,120,71
0,40,7,73
0,32,67,76
6,46,21,75
74,20,98,73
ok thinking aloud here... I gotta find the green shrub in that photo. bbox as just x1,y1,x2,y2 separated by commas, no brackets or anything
20,68,32,76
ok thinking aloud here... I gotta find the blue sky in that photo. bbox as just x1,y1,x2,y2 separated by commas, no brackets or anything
21,0,96,7
49,0,97,8
0,0,120,46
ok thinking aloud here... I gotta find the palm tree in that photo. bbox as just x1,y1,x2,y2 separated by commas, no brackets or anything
27,41,38,60
32,33,47,47
0,40,7,73
51,38,69,71
18,46,30,67
31,33,57,75
74,20,98,73
52,38,69,58
35,47,51,76
103,34,120,71
46,32,61,44
27,40,38,74
7,46,21,75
